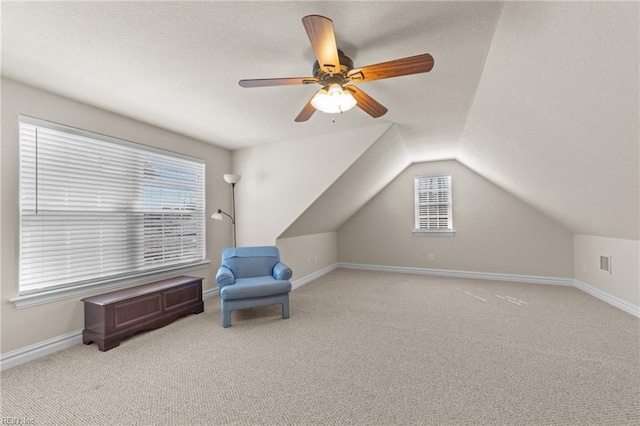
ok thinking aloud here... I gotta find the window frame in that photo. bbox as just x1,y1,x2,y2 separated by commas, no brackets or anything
413,174,455,236
12,115,209,308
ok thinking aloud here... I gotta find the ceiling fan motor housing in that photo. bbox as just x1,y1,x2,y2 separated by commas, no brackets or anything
313,50,354,85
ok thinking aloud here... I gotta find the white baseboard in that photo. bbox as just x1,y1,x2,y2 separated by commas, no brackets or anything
573,280,640,318
338,262,639,318
2,287,220,371
292,263,338,290
203,287,218,300
1,268,338,370
4,263,635,371
1,329,83,371
337,262,575,286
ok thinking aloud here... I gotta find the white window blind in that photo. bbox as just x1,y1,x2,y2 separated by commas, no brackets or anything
19,116,205,295
414,175,453,232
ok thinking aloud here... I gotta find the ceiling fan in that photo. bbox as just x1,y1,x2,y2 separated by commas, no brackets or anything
239,15,435,122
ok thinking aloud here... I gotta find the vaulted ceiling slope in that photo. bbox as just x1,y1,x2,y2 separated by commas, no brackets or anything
282,2,639,242
459,1,639,240
1,1,502,153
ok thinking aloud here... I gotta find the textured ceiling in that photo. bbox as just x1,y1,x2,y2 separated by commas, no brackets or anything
4,2,635,241
1,1,502,154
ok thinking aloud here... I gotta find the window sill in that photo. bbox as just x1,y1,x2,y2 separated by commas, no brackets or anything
413,230,456,237
9,260,211,310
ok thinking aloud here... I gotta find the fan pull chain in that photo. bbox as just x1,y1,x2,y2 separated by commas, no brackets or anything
332,108,346,123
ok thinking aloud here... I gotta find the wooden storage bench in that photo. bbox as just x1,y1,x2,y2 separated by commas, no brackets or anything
82,275,204,351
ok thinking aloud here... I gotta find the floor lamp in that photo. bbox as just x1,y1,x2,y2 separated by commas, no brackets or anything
212,174,241,247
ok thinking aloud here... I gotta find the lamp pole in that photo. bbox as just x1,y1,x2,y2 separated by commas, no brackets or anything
222,174,241,247
230,182,237,247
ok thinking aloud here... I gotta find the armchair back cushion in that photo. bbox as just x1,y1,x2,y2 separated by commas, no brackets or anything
221,246,281,278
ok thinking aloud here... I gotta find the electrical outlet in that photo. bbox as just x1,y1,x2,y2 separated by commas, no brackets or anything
428,254,435,261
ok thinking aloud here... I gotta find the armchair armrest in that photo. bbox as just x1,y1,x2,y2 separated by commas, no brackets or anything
272,262,292,280
216,266,235,288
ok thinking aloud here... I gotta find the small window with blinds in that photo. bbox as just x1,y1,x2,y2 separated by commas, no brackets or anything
414,175,454,234
18,116,206,295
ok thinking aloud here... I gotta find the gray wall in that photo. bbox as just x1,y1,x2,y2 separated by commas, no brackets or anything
338,160,574,278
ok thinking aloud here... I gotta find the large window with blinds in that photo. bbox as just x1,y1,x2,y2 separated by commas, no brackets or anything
414,175,454,234
19,116,206,295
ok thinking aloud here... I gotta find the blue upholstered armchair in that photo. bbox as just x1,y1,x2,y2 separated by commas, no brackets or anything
215,246,293,328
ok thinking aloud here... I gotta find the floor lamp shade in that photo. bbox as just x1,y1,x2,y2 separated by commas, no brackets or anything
216,173,240,247
223,174,242,185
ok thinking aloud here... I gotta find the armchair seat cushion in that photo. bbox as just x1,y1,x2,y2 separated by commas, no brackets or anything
219,276,292,301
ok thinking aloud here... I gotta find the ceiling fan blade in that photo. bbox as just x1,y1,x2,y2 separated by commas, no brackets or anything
347,53,434,83
345,86,388,118
302,15,341,75
294,98,316,122
239,77,318,88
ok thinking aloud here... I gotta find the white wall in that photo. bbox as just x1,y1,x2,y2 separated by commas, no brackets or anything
231,124,389,246
338,160,574,278
281,124,411,238
1,78,232,354
277,232,337,284
574,235,640,309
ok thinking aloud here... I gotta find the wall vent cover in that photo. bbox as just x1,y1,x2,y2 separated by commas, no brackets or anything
599,255,611,274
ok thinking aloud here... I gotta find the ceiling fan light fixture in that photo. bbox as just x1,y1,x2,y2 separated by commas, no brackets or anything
311,83,357,113
239,15,433,121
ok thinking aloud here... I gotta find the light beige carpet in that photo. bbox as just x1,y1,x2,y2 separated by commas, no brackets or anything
1,269,639,425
